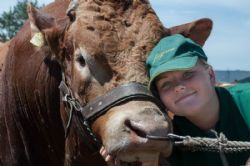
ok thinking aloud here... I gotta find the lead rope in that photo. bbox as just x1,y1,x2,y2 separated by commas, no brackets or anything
147,132,250,166
147,133,250,152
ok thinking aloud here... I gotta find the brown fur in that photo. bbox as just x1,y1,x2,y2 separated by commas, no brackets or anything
0,1,70,165
0,41,10,106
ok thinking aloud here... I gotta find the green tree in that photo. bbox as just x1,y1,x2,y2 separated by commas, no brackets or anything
0,0,43,42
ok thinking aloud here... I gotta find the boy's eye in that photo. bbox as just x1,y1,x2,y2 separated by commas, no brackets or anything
161,81,172,90
183,71,194,80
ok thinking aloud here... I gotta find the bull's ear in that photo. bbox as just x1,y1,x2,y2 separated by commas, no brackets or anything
66,0,79,21
27,4,56,48
27,4,69,59
168,18,213,46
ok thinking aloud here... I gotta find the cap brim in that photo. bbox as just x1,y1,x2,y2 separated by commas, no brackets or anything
148,56,198,90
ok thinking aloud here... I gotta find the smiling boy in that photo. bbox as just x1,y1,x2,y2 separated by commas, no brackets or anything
146,34,250,166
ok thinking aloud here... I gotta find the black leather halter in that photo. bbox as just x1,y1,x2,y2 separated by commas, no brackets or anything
59,79,166,153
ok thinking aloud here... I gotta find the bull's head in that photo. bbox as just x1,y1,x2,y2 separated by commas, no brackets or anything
27,0,212,164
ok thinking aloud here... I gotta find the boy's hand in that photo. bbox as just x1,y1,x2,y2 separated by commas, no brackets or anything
99,146,121,166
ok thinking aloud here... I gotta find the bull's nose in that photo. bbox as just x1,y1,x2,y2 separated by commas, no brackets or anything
124,118,170,140
124,119,147,138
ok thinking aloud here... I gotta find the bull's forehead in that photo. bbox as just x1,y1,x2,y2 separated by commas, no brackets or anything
71,0,164,55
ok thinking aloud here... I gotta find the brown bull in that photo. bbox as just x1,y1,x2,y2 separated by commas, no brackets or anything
0,0,212,165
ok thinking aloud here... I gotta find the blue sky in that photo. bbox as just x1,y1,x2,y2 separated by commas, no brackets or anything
1,0,249,70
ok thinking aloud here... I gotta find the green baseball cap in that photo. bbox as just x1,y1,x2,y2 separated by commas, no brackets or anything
146,34,207,91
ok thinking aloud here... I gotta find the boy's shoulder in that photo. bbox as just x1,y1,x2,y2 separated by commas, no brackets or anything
227,83,250,94
226,83,250,129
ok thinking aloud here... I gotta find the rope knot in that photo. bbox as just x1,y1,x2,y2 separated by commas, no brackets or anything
218,133,228,149
210,130,228,152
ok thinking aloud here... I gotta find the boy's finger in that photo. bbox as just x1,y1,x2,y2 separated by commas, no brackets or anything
105,155,112,162
114,158,121,166
101,150,109,157
106,155,116,166
99,146,104,154
99,146,117,166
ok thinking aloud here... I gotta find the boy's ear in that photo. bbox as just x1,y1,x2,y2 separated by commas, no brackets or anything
208,66,216,85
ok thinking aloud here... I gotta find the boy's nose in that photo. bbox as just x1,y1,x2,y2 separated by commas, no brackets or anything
174,84,186,93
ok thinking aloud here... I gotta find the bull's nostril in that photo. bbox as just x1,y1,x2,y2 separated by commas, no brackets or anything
124,119,147,138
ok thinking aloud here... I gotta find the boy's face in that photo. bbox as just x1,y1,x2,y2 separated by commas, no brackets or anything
155,61,216,118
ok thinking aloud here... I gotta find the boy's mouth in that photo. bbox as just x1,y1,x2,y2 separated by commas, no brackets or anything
175,91,196,104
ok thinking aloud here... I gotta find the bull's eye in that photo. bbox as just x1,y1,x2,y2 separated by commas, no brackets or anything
76,55,86,67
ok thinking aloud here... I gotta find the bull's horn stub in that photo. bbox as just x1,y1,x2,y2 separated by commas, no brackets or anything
30,32,45,48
